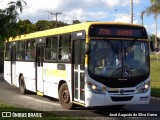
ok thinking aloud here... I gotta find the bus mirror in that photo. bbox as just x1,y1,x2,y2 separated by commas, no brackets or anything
150,41,155,52
85,43,90,54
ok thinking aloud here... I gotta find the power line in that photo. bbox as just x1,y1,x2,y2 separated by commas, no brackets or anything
50,12,62,27
50,12,62,22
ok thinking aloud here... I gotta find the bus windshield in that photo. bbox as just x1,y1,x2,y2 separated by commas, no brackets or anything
88,39,149,78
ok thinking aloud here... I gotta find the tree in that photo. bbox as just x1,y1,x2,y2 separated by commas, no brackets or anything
34,20,68,31
72,20,81,24
17,20,34,34
150,0,160,5
151,34,160,51
56,21,68,27
34,20,53,31
0,0,27,46
143,0,160,47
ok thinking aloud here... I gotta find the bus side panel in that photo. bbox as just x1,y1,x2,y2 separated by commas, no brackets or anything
43,63,72,99
85,91,105,106
4,61,11,84
16,61,36,92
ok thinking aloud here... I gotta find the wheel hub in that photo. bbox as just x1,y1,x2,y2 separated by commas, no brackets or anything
62,89,69,103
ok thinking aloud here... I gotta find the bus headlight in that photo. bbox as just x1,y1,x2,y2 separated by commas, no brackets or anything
138,81,150,93
88,82,105,94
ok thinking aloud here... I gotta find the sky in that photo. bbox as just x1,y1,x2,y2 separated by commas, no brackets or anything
0,0,159,36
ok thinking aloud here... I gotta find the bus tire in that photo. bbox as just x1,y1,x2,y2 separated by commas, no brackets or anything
59,83,74,110
19,75,27,94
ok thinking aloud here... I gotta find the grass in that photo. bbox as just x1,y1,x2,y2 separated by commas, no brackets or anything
0,101,83,120
150,54,160,97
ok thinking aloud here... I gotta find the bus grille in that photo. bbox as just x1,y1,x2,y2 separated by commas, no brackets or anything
111,96,133,102
108,90,135,93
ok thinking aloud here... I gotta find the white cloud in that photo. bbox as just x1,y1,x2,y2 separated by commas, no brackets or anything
104,0,140,8
114,16,130,23
114,15,138,25
105,0,128,8
144,24,156,35
144,23,160,38
59,9,86,23
0,0,13,9
0,0,141,24
58,10,108,24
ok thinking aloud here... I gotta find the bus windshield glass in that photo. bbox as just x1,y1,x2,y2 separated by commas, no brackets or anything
88,39,149,78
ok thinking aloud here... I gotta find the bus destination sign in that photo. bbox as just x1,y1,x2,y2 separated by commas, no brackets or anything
89,25,148,39
98,28,133,36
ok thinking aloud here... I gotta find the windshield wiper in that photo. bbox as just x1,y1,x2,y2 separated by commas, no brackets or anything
125,40,137,53
104,39,120,55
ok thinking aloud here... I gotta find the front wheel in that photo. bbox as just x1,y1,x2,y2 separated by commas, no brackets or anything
59,83,75,110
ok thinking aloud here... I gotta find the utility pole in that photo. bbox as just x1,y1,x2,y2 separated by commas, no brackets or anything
141,11,145,25
130,0,133,23
50,12,62,27
46,11,50,21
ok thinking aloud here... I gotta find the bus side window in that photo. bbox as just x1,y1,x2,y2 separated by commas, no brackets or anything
45,36,58,61
58,34,71,61
5,43,11,60
26,39,35,61
17,41,25,60
80,40,85,70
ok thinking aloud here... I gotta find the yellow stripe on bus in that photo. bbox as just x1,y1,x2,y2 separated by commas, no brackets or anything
44,69,67,79
37,92,44,96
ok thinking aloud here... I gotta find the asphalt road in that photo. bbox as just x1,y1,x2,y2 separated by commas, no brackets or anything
0,74,160,120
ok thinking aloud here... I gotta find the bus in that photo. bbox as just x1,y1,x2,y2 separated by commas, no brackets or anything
4,22,151,109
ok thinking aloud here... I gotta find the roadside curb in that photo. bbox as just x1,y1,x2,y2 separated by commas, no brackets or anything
151,96,160,101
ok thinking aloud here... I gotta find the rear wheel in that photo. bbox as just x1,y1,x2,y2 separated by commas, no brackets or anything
19,75,28,94
59,83,75,110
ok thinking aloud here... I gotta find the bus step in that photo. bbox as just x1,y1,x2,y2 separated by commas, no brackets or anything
37,91,44,96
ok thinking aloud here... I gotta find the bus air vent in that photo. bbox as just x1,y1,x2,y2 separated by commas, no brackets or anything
111,96,133,102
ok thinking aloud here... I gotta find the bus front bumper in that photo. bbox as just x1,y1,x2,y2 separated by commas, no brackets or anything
85,90,150,107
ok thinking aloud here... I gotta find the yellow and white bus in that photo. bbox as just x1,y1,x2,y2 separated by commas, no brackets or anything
4,22,151,109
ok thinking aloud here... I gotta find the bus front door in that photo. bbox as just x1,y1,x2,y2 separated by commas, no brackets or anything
36,44,44,93
11,46,16,85
73,40,85,103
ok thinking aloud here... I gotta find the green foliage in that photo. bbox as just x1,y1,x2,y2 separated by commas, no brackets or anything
34,20,68,32
142,0,160,47
72,20,81,24
150,34,160,44
150,54,160,97
150,0,160,5
34,20,52,31
56,21,68,28
0,0,27,46
145,6,160,19
0,0,80,46
17,20,34,33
